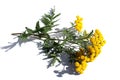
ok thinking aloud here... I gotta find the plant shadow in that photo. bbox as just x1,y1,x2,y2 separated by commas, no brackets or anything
54,53,79,77
1,37,36,52
1,37,79,77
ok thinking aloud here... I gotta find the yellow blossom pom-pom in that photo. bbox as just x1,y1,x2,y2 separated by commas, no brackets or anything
79,70,84,74
76,16,83,21
75,67,80,72
86,58,90,62
81,55,85,60
74,16,83,32
95,29,100,34
75,62,80,67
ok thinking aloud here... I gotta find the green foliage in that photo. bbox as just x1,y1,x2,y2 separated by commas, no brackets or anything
40,8,60,33
25,27,34,34
42,39,63,67
13,8,94,68
18,31,28,41
35,21,40,32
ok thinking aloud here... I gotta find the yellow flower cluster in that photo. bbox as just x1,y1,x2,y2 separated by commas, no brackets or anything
74,16,83,32
74,29,106,74
74,48,90,74
87,29,106,62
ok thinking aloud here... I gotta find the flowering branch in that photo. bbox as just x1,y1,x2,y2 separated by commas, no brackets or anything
12,8,106,74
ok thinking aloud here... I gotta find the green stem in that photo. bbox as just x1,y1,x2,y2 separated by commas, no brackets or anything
11,29,91,45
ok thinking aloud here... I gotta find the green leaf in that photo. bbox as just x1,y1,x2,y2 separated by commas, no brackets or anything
19,31,28,41
52,24,59,27
83,30,88,36
87,30,93,38
52,19,59,25
70,22,75,27
25,27,33,34
80,30,93,40
41,16,50,25
40,27,51,33
51,58,56,66
44,14,52,20
47,58,56,68
53,13,61,19
56,58,61,63
35,21,40,31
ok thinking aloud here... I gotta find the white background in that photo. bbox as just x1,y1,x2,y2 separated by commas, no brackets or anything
0,0,120,80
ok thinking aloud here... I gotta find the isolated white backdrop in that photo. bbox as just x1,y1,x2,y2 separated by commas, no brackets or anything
0,0,120,80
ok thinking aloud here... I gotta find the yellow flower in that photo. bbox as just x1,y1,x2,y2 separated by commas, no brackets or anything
86,58,90,62
101,40,106,46
90,58,94,62
79,70,84,74
81,61,86,65
75,62,80,67
95,29,100,34
75,67,80,72
81,55,85,60
97,44,101,49
84,56,88,61
75,26,82,32
91,48,95,53
91,53,95,57
87,45,92,50
90,37,95,43
76,16,83,21
90,54,94,58
74,16,83,32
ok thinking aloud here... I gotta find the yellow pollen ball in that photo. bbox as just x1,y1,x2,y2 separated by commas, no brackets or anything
81,55,85,60
75,62,80,67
